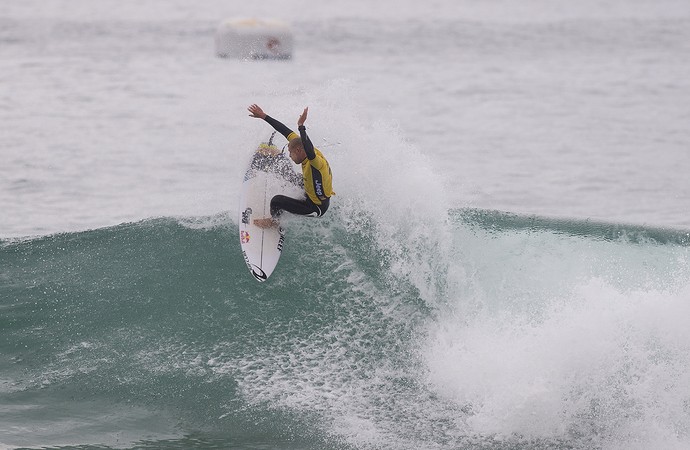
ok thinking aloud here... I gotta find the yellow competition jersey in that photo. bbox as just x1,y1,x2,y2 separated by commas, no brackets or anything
287,131,334,205
302,147,334,205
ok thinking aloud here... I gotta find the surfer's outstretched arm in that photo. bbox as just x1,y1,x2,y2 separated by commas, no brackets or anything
247,104,294,140
296,107,316,160
298,125,315,160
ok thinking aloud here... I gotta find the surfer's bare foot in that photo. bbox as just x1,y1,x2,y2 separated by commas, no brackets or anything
253,218,278,229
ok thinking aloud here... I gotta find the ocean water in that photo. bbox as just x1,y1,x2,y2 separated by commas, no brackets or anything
2,0,690,449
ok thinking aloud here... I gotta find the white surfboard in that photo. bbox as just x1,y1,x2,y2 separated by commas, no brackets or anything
239,137,302,282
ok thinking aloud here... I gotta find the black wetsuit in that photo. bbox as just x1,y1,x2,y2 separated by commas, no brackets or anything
264,115,334,218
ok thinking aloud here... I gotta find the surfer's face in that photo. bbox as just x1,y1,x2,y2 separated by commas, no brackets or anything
288,142,306,164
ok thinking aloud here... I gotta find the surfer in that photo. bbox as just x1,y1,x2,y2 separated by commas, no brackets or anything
248,104,334,228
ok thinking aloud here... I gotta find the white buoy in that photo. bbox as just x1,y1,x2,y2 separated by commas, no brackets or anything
215,18,293,60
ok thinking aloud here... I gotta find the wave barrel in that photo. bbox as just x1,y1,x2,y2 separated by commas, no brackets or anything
215,18,293,60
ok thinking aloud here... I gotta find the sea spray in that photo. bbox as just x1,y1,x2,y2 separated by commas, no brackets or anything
425,214,690,449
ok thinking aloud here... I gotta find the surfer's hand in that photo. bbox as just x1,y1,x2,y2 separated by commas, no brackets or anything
248,104,267,119
297,107,308,127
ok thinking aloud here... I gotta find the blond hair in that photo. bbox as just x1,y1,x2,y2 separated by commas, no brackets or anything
288,137,303,151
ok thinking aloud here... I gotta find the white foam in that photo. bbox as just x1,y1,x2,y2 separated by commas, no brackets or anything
425,230,690,448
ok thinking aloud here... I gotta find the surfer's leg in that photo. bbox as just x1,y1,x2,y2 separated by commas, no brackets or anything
254,195,326,228
270,195,320,217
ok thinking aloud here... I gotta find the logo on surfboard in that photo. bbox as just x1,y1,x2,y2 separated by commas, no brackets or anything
241,208,252,225
251,265,268,281
276,229,285,252
240,231,251,244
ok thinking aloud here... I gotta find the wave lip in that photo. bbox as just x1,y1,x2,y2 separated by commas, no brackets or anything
457,207,690,246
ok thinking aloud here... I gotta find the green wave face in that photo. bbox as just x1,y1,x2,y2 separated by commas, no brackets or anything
1,211,689,449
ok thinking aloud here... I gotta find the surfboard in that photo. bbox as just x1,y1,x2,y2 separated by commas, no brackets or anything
238,136,302,282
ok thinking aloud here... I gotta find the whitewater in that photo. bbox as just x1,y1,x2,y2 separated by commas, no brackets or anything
2,0,690,449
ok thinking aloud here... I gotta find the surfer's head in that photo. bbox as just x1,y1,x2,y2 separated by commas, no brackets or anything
287,137,307,164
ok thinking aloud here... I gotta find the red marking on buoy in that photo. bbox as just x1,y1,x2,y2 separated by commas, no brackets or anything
266,37,280,52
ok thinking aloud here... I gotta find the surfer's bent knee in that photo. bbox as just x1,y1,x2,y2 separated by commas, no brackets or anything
270,195,329,218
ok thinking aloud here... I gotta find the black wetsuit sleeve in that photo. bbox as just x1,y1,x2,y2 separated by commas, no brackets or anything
264,115,294,140
299,125,316,160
